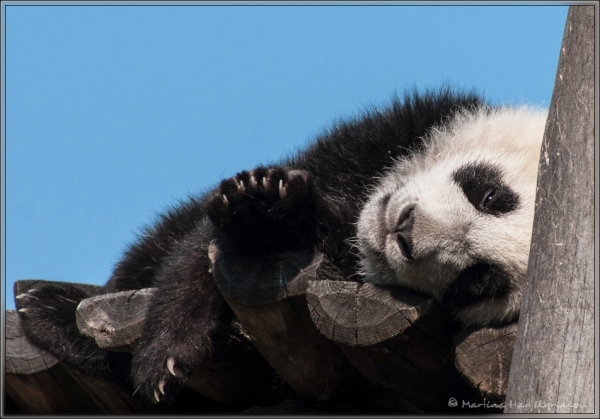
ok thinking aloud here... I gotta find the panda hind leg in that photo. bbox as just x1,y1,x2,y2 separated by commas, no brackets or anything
130,221,235,405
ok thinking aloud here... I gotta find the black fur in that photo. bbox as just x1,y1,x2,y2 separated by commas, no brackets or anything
441,263,512,314
16,87,485,404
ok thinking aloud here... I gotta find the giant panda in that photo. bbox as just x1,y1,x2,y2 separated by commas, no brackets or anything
356,105,546,326
15,87,546,406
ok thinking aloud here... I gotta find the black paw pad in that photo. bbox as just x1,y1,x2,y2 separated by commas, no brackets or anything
205,167,316,249
206,167,313,228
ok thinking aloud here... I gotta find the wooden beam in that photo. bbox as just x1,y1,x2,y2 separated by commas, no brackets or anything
504,6,595,414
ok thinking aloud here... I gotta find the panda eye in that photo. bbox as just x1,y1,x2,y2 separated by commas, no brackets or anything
482,189,495,208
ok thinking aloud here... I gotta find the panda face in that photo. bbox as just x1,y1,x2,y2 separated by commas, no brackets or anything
356,106,547,326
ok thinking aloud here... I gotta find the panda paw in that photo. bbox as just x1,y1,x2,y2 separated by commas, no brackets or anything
15,284,87,339
15,284,108,377
208,167,313,220
206,167,315,249
131,339,202,404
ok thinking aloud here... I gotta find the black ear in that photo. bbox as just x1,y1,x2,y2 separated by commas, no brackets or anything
441,263,511,311
452,162,520,216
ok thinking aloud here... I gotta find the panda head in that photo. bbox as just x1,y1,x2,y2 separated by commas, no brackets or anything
356,105,547,327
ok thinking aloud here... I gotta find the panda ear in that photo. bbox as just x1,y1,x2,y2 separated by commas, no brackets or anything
452,162,520,216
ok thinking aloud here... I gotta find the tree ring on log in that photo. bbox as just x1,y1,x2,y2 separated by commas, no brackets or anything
306,279,442,346
6,309,60,374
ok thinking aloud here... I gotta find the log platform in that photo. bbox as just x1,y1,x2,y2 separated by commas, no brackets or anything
6,249,517,414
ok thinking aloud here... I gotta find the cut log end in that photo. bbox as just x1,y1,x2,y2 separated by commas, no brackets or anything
76,288,158,351
454,322,518,402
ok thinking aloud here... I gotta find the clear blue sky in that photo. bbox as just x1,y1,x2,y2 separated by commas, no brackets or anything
3,4,569,309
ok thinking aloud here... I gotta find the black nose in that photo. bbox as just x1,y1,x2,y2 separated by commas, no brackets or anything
396,204,415,260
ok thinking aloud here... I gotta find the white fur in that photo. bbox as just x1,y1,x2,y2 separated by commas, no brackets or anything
356,105,547,326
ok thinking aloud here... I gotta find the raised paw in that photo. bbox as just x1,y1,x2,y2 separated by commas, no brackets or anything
208,167,313,223
206,167,316,249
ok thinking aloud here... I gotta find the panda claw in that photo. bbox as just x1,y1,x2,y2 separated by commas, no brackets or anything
167,357,176,376
18,308,29,314
238,180,245,192
159,377,166,395
153,389,160,403
262,177,269,191
279,179,287,199
249,174,258,188
17,292,38,301
222,194,229,207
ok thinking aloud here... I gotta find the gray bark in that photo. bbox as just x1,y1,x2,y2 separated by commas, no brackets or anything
6,308,59,374
504,5,595,414
76,288,158,351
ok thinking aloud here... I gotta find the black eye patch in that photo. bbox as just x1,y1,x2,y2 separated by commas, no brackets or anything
452,162,520,216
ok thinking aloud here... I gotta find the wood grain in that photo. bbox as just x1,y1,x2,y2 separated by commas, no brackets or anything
76,288,157,351
504,6,595,413
454,322,517,402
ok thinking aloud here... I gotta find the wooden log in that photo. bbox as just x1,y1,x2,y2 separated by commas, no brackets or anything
74,286,285,409
6,309,72,413
184,320,287,409
505,6,595,414
307,278,441,346
454,322,517,403
76,288,158,351
61,368,137,414
5,309,135,414
306,276,491,412
208,239,376,403
6,307,60,375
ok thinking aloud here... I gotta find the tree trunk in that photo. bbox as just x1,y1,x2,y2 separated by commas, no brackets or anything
504,5,595,414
